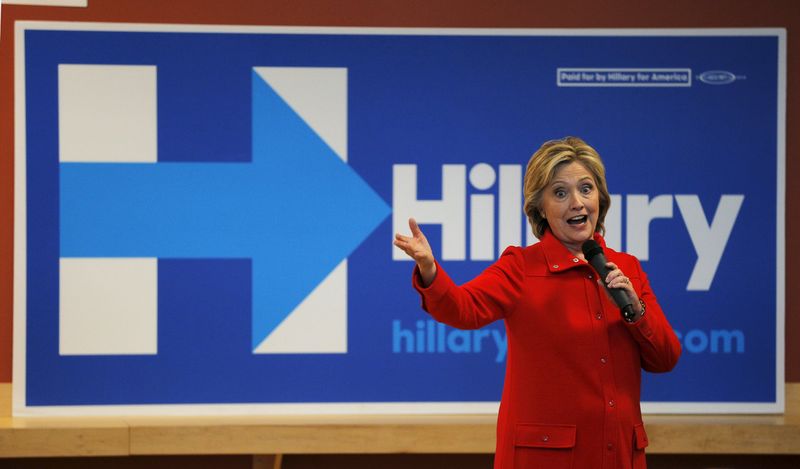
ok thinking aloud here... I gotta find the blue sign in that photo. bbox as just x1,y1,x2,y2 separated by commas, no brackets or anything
14,24,784,414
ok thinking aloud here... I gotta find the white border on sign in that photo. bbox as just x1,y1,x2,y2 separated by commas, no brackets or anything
13,21,787,416
776,23,787,416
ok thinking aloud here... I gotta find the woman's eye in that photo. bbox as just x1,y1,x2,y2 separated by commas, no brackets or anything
555,189,566,198
581,185,593,194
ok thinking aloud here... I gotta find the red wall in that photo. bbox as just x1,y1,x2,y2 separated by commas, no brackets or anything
1,0,798,383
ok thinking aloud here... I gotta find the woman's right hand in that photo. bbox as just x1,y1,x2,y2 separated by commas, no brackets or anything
393,218,437,286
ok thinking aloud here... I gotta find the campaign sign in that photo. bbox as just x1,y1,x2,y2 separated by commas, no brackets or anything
14,23,784,414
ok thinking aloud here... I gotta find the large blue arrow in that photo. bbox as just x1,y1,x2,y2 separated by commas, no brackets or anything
61,70,391,349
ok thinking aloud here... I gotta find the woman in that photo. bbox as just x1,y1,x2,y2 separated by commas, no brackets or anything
394,137,681,469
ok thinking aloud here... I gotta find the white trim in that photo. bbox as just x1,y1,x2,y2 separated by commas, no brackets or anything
12,20,28,414
12,21,787,416
14,21,787,36
12,401,501,417
10,399,786,417
642,401,784,414
775,28,787,414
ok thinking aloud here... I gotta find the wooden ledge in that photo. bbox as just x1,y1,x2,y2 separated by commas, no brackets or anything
2,384,799,457
0,415,129,457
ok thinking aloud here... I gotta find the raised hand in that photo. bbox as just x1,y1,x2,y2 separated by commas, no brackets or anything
393,218,437,286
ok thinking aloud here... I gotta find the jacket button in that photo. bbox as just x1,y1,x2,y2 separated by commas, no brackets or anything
541,435,549,442
607,443,614,450
595,313,602,320
600,357,607,364
609,400,616,407
588,274,593,279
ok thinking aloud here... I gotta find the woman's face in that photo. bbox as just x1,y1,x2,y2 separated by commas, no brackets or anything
540,161,600,255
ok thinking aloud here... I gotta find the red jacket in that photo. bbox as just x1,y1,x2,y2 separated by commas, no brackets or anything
413,230,681,469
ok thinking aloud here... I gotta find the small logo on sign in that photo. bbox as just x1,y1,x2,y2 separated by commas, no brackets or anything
697,70,742,85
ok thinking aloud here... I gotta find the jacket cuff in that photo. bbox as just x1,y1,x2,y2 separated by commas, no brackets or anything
412,260,452,302
625,309,654,338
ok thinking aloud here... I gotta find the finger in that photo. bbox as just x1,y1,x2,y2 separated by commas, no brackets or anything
609,277,624,289
394,237,413,250
394,239,412,253
610,275,631,291
409,218,423,237
610,277,638,303
605,269,620,284
393,240,416,258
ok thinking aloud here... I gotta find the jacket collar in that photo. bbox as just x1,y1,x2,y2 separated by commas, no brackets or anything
540,229,606,274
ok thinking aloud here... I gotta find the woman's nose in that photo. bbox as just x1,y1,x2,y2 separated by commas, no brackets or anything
569,190,584,209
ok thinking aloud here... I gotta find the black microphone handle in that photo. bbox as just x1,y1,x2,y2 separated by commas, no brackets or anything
595,258,637,322
588,246,635,312
620,303,636,322
585,250,634,311
582,240,637,322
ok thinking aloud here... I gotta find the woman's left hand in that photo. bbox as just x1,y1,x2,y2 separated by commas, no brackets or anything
603,262,643,315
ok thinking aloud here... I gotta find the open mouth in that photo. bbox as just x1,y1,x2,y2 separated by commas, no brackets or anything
567,215,588,225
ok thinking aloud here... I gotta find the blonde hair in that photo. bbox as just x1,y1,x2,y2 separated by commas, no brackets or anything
523,136,611,239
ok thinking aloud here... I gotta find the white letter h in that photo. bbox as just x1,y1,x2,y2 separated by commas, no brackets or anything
392,164,466,260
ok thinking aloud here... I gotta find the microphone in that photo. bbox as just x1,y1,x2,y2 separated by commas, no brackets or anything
581,239,636,322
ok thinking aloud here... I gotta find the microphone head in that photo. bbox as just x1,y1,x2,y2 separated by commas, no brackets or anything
581,239,603,260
